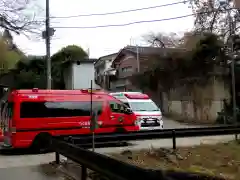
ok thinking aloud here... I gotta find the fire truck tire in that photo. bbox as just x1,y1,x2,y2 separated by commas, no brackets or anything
31,133,52,153
115,128,127,145
118,141,128,146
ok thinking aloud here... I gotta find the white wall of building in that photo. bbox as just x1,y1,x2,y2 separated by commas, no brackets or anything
64,61,100,90
72,62,100,89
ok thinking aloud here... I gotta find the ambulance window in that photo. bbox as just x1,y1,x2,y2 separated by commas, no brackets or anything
109,101,127,113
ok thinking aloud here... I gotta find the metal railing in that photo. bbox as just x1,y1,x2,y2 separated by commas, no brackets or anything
50,137,225,180
59,125,240,149
46,125,240,180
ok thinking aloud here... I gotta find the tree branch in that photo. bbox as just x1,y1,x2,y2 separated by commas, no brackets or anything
0,0,43,35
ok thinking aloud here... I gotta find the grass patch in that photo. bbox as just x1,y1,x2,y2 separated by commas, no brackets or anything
109,141,240,180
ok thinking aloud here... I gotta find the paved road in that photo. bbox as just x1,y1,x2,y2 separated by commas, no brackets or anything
0,163,69,180
95,135,235,154
94,118,232,154
163,117,203,129
0,151,68,180
0,118,234,179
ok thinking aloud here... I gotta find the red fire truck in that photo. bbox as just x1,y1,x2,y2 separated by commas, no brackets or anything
0,88,139,151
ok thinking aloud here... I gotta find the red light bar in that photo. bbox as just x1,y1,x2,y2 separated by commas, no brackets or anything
81,89,102,93
32,88,38,92
124,93,149,99
81,89,88,93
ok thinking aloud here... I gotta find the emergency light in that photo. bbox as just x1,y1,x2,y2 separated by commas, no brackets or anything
124,93,149,99
81,89,102,93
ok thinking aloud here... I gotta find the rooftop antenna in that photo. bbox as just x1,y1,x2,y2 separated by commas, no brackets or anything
130,37,133,46
133,38,140,72
136,44,140,72
86,47,90,58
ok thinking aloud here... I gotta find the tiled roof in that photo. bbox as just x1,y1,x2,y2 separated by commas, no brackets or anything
95,53,118,66
112,46,186,67
122,45,185,55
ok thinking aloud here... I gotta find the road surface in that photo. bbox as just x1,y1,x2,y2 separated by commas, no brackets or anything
0,118,235,179
163,117,205,129
0,163,70,180
95,134,235,154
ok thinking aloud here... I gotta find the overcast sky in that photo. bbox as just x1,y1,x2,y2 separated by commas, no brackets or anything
13,0,194,58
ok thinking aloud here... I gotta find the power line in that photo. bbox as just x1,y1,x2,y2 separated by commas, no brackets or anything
52,8,233,29
50,0,189,19
53,13,193,29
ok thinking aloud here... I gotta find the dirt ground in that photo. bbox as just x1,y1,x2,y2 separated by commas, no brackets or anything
109,141,240,180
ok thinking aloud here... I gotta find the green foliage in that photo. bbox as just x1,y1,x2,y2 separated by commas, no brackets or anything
50,45,88,89
13,45,88,89
130,33,227,91
14,56,47,89
5,50,23,69
51,45,88,63
15,70,46,89
188,33,225,75
0,37,24,74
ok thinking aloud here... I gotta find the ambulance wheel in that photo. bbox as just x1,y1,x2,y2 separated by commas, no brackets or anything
31,133,51,153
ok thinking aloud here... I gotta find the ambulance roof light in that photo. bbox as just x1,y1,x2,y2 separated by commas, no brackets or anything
124,93,149,99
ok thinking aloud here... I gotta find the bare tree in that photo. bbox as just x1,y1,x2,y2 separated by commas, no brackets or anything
142,32,182,48
0,0,43,35
189,0,239,42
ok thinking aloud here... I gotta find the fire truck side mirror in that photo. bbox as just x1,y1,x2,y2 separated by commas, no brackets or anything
125,108,133,115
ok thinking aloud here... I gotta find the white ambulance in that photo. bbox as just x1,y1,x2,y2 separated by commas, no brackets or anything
110,92,163,130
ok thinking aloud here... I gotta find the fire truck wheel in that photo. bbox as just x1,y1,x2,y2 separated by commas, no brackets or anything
118,141,128,146
31,133,51,153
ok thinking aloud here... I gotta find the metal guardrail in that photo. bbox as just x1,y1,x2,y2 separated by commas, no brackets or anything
50,137,225,180
61,125,240,148
47,125,240,180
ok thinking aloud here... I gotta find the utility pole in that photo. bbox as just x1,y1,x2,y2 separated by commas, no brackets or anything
228,9,238,140
136,45,140,72
45,0,51,89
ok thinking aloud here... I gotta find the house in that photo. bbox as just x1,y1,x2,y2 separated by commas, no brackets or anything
94,53,117,90
109,45,182,91
63,58,100,90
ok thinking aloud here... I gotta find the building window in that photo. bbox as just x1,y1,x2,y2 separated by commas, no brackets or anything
121,66,132,73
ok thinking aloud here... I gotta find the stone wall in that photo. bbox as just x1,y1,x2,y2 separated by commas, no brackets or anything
166,77,230,123
146,77,230,123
